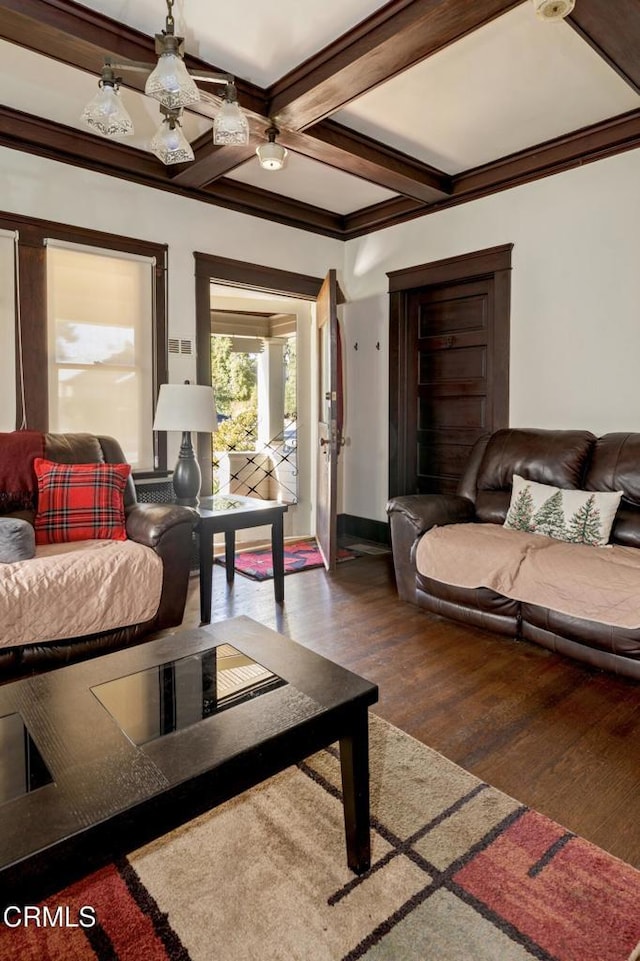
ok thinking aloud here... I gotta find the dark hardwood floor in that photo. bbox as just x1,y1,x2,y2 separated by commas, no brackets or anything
176,552,640,868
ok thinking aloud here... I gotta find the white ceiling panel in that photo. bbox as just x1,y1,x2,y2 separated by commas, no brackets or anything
334,4,640,174
225,151,397,215
75,0,391,87
0,40,211,151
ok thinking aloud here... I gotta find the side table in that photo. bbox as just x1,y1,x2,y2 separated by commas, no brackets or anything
195,495,289,622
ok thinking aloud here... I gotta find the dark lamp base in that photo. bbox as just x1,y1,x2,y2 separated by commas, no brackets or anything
172,431,201,508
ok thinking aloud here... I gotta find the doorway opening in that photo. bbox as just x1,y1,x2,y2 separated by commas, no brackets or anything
210,312,298,505
194,254,341,565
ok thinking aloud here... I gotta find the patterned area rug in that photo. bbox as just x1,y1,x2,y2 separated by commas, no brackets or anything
216,537,357,581
3,714,640,961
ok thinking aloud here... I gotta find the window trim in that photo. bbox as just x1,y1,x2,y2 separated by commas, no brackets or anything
0,210,168,471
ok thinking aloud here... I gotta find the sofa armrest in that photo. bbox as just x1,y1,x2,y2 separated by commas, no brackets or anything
125,503,198,549
126,503,198,629
386,494,475,603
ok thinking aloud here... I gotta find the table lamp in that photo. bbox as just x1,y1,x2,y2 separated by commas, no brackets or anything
153,380,217,506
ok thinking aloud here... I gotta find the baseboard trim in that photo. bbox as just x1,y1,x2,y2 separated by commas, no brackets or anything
338,514,390,545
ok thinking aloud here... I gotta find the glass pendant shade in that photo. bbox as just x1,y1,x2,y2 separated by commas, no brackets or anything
81,83,134,137
150,118,195,165
213,99,250,145
145,52,200,110
256,141,287,171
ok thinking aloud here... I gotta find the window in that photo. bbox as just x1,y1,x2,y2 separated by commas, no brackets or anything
47,243,155,469
0,211,167,470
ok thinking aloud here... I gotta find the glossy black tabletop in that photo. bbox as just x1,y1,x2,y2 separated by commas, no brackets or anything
0,616,377,903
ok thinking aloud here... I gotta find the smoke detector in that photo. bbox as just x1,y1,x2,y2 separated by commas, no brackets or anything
533,0,575,21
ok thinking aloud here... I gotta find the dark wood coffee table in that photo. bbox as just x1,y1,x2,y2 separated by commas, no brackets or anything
0,617,378,906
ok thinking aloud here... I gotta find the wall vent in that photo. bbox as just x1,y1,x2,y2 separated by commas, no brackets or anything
168,338,193,355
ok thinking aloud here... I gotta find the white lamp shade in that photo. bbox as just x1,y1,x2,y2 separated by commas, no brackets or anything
153,383,217,432
256,141,288,171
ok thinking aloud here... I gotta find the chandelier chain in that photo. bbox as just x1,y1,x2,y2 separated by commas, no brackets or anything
165,0,175,34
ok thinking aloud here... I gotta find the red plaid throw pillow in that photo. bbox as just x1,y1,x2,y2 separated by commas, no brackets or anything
34,458,130,545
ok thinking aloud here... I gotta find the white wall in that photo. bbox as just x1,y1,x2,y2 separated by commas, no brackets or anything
0,145,341,535
5,145,640,530
341,148,640,522
0,145,341,357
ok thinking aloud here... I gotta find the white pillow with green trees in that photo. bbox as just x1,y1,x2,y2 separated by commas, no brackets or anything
504,474,623,546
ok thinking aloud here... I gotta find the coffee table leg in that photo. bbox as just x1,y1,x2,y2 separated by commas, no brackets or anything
271,514,285,604
339,709,371,875
225,531,236,585
199,527,213,624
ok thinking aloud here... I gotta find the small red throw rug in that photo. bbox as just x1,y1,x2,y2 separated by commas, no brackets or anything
216,537,358,581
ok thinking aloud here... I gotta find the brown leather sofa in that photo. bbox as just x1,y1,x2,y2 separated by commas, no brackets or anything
0,431,197,679
387,428,640,680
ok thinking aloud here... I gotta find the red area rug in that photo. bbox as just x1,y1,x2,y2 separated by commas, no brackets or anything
216,537,358,581
2,715,639,961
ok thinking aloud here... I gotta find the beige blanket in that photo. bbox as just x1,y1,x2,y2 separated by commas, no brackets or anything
415,524,640,629
0,539,163,649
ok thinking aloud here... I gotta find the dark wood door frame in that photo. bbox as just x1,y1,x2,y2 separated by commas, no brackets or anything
387,243,513,498
194,253,324,495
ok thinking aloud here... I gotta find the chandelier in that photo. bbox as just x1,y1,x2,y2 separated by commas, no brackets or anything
81,0,249,165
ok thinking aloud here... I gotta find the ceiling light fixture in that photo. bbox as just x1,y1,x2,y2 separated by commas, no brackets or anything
81,0,249,164
256,126,288,172
532,0,575,20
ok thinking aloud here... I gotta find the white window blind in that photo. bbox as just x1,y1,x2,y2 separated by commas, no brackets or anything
46,243,155,469
0,230,17,431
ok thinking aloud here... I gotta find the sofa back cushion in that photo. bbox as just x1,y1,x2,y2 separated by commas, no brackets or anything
474,428,596,524
44,432,137,507
584,433,640,548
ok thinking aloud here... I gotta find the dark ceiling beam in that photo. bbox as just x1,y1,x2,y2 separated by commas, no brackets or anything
567,0,640,95
451,108,640,201
342,196,426,237
344,108,640,238
0,0,266,117
171,119,451,197
170,137,257,188
202,180,344,238
0,105,343,239
282,121,451,203
0,103,168,181
269,0,522,130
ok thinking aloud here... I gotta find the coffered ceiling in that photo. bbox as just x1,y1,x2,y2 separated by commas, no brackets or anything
1,0,639,239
